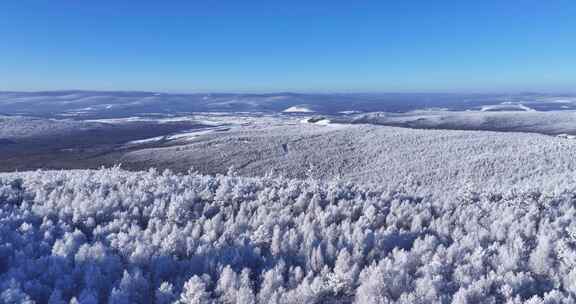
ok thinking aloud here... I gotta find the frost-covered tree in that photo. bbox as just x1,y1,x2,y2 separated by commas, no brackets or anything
0,280,34,304
2,167,576,303
155,282,176,304
178,276,211,304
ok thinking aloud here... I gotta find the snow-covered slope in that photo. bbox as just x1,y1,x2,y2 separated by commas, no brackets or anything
342,110,576,135
119,122,576,199
283,105,316,113
0,115,105,139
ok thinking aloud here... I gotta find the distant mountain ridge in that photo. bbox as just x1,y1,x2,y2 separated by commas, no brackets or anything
3,90,573,118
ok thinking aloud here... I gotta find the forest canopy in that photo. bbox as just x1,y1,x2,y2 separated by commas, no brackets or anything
1,168,576,303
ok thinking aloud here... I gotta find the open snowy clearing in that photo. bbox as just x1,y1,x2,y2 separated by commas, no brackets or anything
480,104,536,112
283,105,316,113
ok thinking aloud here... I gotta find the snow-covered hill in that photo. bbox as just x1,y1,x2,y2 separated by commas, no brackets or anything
0,115,105,139
119,122,576,199
341,110,576,136
2,168,576,303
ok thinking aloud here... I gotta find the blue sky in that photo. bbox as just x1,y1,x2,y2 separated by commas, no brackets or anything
1,1,575,92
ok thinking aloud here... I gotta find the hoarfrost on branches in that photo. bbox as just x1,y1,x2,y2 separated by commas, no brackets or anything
1,168,576,303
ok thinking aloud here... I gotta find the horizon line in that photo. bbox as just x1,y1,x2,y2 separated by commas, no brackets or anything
1,89,574,95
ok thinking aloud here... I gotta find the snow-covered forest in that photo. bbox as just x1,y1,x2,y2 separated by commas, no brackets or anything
3,0,576,302
2,168,576,303
121,122,576,199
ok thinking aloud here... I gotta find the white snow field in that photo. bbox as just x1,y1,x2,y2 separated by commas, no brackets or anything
2,168,576,303
283,105,316,113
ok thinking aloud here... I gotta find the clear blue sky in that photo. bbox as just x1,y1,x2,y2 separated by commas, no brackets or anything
1,1,575,92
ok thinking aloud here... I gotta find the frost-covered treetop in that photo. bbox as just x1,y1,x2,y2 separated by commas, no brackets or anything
1,168,576,303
